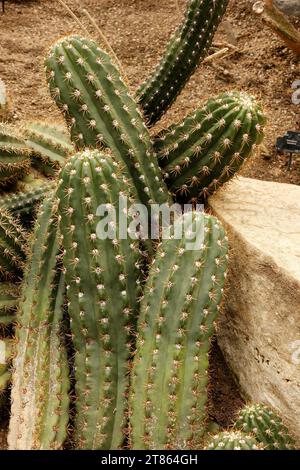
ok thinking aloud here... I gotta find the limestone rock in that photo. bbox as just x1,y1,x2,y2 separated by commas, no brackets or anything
274,0,300,17
209,177,300,442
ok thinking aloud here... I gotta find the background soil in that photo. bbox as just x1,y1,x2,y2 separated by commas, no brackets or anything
0,0,299,449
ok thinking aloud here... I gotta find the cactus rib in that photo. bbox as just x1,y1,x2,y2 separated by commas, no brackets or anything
137,0,229,126
0,282,19,325
57,149,142,449
45,35,170,207
130,211,228,450
0,181,55,216
8,196,70,450
0,124,31,187
154,91,266,202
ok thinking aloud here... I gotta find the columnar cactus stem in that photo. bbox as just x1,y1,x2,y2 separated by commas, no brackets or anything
234,403,296,450
57,149,142,449
205,431,263,450
0,209,28,279
137,0,229,126
8,196,70,450
130,211,228,450
0,181,55,216
24,122,74,176
0,124,31,187
154,91,266,202
45,36,170,207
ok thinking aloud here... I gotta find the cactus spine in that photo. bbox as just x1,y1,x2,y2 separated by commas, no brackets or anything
57,149,142,449
130,211,228,449
0,283,19,325
24,122,74,176
0,124,31,187
205,431,263,450
155,91,266,202
137,0,229,126
8,196,70,450
45,35,170,207
0,209,27,279
234,403,296,450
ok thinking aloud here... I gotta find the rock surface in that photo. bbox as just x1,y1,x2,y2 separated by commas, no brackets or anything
274,0,300,17
209,177,300,442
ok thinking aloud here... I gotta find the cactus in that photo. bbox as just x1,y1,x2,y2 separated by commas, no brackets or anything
0,209,28,279
24,121,74,176
8,196,70,450
204,431,263,450
0,124,31,187
57,149,142,449
154,91,266,202
137,0,229,126
0,181,55,216
0,338,14,394
129,211,228,450
234,403,296,450
45,35,170,207
0,283,19,325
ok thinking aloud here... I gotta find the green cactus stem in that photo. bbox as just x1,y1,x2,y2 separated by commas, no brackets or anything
0,209,28,279
8,196,70,450
234,403,296,450
205,431,263,450
0,338,14,394
0,283,19,325
45,35,169,207
137,0,229,126
24,121,74,176
130,211,228,450
0,181,55,216
0,124,31,187
57,149,142,449
154,91,266,202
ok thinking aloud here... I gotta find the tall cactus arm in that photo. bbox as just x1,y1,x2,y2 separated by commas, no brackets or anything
57,149,142,449
154,91,266,202
8,196,70,450
234,403,296,450
0,182,55,216
137,0,229,126
130,211,228,450
45,36,170,207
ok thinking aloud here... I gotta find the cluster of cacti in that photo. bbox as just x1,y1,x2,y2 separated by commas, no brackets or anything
1,1,295,453
234,403,296,450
